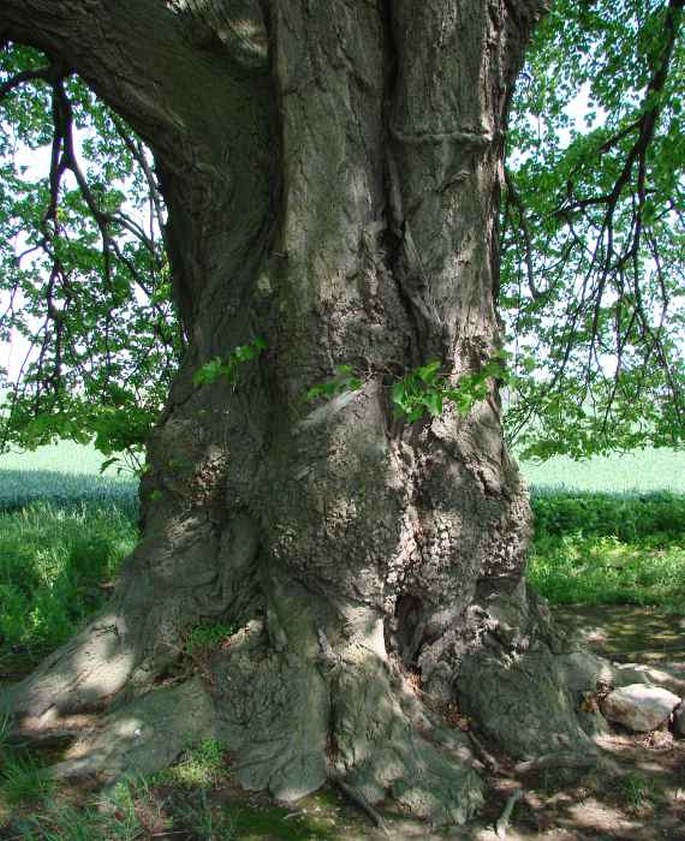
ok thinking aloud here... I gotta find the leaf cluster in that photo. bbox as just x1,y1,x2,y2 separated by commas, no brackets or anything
0,42,182,462
192,336,267,387
502,0,685,457
391,359,504,422
306,364,362,402
306,356,509,423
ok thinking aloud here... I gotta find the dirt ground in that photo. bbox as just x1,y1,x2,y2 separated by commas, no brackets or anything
213,605,685,840
450,606,685,840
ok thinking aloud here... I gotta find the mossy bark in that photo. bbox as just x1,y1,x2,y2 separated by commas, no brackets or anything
0,0,611,826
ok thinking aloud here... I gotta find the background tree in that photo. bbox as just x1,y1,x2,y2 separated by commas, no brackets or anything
0,0,682,827
503,0,684,458
0,44,181,469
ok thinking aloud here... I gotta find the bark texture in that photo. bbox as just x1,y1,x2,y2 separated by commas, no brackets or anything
0,0,610,826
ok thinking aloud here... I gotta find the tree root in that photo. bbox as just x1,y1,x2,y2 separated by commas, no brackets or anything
330,773,390,833
1,611,137,724
513,750,613,776
467,730,502,774
47,679,216,783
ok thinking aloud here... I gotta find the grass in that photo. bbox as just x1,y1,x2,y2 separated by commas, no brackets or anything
0,501,138,668
4,440,684,492
0,746,341,839
527,491,685,610
0,446,683,664
0,440,129,476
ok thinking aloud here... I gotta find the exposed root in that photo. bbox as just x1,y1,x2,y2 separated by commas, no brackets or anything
329,647,485,825
48,679,215,783
207,612,486,826
514,751,615,776
331,773,390,833
495,788,522,838
467,730,502,774
1,611,137,724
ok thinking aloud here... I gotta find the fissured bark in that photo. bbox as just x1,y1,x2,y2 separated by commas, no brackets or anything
1,0,610,826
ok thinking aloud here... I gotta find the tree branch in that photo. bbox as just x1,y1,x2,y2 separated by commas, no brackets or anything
0,0,266,174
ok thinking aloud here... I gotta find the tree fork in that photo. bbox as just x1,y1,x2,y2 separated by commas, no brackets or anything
0,0,620,826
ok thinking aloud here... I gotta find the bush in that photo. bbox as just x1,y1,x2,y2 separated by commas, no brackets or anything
531,490,685,541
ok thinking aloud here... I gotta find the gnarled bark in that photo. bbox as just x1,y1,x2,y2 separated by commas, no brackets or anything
0,0,614,826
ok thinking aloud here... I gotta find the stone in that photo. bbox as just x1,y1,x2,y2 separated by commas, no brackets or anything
673,702,685,738
600,684,681,733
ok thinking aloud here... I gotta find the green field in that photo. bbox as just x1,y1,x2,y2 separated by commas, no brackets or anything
521,447,685,494
3,440,684,491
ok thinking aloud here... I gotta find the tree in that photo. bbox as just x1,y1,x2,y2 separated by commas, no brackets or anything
0,0,678,826
502,0,685,459
0,42,180,467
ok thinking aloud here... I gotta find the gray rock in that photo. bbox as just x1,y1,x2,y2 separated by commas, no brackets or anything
600,684,681,732
673,702,685,738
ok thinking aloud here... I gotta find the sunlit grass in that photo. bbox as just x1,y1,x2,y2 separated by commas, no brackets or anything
528,534,685,610
528,492,685,609
0,501,137,665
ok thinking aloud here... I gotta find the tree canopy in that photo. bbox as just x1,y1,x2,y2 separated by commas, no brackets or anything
0,44,181,468
503,0,684,457
0,0,683,463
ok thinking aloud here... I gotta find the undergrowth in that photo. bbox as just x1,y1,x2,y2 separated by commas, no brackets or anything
0,745,339,839
528,491,685,609
0,501,137,668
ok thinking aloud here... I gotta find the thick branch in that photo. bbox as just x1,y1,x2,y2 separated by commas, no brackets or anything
0,0,267,174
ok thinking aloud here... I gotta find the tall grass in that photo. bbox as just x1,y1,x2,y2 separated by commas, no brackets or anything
0,501,137,666
528,492,685,610
1,462,684,669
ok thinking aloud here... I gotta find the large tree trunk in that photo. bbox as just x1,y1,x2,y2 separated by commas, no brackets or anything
1,0,610,825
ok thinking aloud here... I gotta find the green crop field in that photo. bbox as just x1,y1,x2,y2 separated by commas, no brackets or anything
3,440,684,491
0,440,126,475
520,447,685,494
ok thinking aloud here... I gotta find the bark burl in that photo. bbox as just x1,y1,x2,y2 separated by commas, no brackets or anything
1,0,609,824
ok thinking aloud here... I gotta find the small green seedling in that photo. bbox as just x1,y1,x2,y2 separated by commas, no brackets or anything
185,622,236,655
306,364,362,401
392,356,508,422
193,336,267,387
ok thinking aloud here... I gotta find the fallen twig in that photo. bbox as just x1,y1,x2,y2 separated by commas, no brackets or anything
467,730,501,773
495,788,522,838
